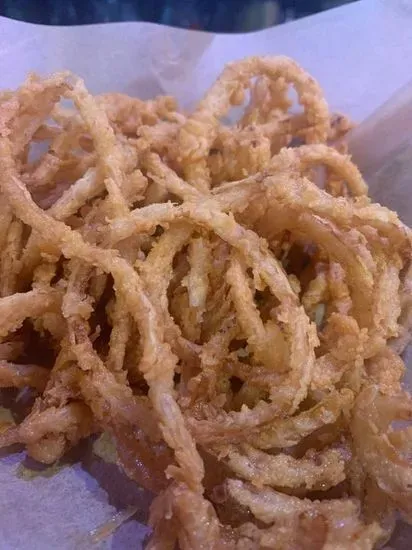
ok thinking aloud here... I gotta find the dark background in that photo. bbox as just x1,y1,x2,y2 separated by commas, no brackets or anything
0,0,356,32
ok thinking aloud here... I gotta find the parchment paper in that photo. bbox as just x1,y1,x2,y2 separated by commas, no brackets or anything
1,0,412,548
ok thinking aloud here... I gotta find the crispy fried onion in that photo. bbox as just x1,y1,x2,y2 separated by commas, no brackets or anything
178,56,329,191
351,386,412,522
222,444,346,491
227,480,383,549
0,60,411,549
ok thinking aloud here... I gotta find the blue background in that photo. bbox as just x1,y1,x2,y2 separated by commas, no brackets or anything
0,0,355,32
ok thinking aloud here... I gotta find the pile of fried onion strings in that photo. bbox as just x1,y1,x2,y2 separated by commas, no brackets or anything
0,56,411,549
